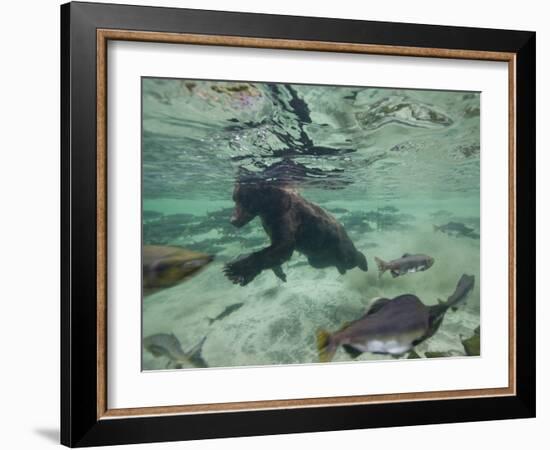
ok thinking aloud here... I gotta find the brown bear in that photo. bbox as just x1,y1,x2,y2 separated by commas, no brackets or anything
223,181,368,286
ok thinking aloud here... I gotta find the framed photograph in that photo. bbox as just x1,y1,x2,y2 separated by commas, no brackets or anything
61,1,535,447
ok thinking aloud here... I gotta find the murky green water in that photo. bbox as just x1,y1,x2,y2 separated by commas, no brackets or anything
141,78,480,370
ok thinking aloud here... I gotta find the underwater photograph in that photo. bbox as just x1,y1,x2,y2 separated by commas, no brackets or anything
141,77,481,371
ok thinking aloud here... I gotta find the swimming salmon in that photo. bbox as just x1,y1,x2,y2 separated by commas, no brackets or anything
316,274,475,362
421,274,475,341
207,303,244,325
446,273,475,308
374,253,434,278
143,245,214,296
433,221,474,237
143,333,208,369
317,294,430,362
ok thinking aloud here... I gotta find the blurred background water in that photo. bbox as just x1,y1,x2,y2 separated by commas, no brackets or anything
142,78,480,370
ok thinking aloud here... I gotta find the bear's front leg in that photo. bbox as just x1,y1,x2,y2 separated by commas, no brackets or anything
224,240,294,286
223,254,261,286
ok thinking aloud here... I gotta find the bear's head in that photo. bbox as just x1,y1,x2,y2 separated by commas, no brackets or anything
230,182,291,228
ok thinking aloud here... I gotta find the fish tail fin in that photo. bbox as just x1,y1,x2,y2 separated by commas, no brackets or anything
433,225,440,232
374,257,387,278
186,336,208,368
189,336,206,356
316,329,337,363
206,317,214,326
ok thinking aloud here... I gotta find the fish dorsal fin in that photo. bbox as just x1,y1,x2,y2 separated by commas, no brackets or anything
437,298,445,305
366,297,392,316
342,344,363,359
187,336,208,368
402,253,411,258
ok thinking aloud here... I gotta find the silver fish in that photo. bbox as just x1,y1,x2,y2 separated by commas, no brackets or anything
374,253,434,278
143,333,208,369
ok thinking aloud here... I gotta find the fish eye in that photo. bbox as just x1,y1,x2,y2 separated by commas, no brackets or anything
154,261,170,273
154,261,178,276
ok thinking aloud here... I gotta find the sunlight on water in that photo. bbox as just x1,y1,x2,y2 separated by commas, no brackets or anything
141,78,480,370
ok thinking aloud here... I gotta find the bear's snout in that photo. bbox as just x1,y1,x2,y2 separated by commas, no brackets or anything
230,205,255,228
230,213,242,226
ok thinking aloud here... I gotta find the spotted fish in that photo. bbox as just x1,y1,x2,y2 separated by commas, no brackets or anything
374,253,434,278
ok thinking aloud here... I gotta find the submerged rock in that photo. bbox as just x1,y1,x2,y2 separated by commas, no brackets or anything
389,140,424,153
453,143,480,158
461,331,480,356
424,350,463,358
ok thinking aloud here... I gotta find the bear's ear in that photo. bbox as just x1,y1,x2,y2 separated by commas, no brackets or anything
233,181,263,213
